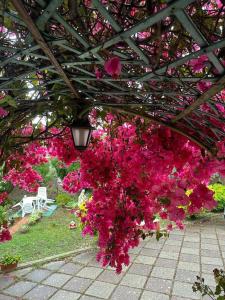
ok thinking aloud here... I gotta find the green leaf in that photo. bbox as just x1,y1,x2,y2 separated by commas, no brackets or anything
217,296,225,300
1,95,17,108
215,285,222,295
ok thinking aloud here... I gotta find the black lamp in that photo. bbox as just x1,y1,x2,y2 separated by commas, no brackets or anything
71,119,93,151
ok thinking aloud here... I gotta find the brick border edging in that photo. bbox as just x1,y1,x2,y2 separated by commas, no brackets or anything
0,246,97,274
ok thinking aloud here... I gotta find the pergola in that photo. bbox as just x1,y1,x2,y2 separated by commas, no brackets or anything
1,0,225,154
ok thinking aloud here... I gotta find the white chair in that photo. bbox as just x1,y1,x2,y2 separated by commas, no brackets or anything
21,197,35,217
36,187,55,209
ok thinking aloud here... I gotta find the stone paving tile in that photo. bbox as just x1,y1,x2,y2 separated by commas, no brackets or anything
144,242,164,250
0,294,16,300
201,274,217,287
120,273,147,288
85,281,116,299
42,273,72,288
201,264,221,274
182,241,199,249
159,251,179,260
129,247,141,254
97,270,124,284
201,238,218,244
164,239,182,246
127,263,152,276
170,230,185,236
42,260,65,271
76,267,103,279
151,266,175,280
175,269,199,284
219,239,225,245
201,233,217,239
111,285,142,300
183,236,200,243
145,277,172,294
3,280,36,297
79,296,100,300
135,255,156,265
172,281,200,299
0,275,15,290
201,256,223,266
220,245,225,251
58,262,83,275
181,247,199,255
87,258,102,268
179,253,200,263
168,235,183,241
25,269,52,282
72,252,95,265
171,297,194,300
201,243,219,250
10,267,32,277
49,290,81,300
177,261,200,272
24,284,57,300
140,290,169,300
155,258,177,268
63,277,92,293
129,254,137,262
162,245,180,253
139,248,159,256
201,249,221,257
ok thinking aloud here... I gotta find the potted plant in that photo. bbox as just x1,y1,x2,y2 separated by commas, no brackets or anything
0,254,21,272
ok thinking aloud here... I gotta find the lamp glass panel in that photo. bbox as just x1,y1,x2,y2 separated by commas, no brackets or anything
72,128,90,146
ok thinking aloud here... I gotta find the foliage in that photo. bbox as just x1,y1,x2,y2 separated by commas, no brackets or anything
208,184,225,212
28,211,43,225
51,159,80,180
0,209,95,262
193,269,225,300
0,206,8,226
0,254,21,266
56,192,75,206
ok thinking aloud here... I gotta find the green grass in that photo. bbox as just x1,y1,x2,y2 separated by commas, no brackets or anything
0,208,95,262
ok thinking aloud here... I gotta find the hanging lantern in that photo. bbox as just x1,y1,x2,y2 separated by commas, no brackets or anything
71,119,93,151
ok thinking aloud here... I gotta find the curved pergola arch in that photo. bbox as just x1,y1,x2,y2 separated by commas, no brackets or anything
1,0,225,154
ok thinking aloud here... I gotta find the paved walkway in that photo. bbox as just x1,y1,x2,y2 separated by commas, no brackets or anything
1,215,225,300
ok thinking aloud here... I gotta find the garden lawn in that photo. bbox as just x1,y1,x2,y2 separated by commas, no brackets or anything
0,208,95,263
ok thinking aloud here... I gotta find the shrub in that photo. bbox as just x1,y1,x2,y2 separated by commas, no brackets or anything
18,224,30,234
208,183,225,212
0,254,21,265
56,193,74,206
28,211,43,225
0,206,8,226
193,268,225,300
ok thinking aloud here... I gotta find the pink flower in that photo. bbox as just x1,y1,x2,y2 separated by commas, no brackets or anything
104,57,122,78
94,67,103,79
0,107,8,117
189,55,208,72
197,81,212,92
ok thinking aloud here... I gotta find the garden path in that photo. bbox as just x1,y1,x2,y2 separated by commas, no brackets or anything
0,215,225,300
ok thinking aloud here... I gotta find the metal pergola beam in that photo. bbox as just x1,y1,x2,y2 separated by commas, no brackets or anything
11,0,80,99
172,74,225,122
1,0,225,152
79,0,195,59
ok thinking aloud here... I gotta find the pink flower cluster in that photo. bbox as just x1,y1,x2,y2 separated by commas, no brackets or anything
0,192,8,204
49,116,225,272
0,225,12,242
